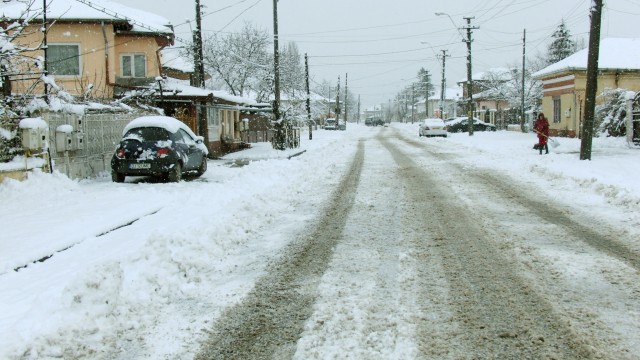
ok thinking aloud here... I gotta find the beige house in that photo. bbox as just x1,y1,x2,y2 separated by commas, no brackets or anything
1,0,174,100
533,37,640,137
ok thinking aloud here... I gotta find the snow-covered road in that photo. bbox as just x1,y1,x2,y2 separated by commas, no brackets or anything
1,123,639,359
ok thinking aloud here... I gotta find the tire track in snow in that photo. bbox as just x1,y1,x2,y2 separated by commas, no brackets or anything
293,134,449,358
400,129,640,272
195,142,365,360
380,137,594,359
9,208,161,274
394,129,640,358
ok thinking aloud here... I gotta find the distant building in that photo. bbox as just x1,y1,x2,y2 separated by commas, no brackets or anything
457,68,512,126
414,86,461,119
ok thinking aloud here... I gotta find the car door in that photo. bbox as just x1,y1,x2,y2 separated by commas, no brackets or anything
177,129,203,170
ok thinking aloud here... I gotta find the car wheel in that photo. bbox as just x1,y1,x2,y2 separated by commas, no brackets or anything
112,171,125,183
196,157,207,176
167,162,182,183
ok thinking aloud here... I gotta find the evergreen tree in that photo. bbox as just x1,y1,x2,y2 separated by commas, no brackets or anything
416,68,434,101
546,20,577,65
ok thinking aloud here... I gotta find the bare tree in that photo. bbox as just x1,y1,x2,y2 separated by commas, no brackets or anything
1,0,48,108
200,22,270,98
279,42,305,99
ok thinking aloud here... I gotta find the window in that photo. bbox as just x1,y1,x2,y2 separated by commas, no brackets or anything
177,129,196,145
207,107,219,126
124,127,170,141
121,54,146,78
46,44,80,76
553,96,561,123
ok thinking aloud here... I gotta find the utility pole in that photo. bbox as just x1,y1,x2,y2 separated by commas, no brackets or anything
424,70,431,118
305,53,312,140
357,95,361,123
327,86,331,117
580,0,603,160
271,0,283,149
42,0,48,101
521,29,527,132
463,16,478,135
343,73,348,128
193,0,205,88
404,92,408,123
440,49,448,120
335,76,341,122
411,84,415,123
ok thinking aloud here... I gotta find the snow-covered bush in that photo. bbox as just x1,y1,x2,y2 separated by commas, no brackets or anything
597,89,635,137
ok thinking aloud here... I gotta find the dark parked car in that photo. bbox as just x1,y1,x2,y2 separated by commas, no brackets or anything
111,116,209,183
445,116,497,133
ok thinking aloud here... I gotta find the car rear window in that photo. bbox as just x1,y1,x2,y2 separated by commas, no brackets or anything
123,127,171,141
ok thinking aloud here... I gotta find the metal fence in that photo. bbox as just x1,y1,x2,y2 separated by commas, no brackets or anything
42,112,138,179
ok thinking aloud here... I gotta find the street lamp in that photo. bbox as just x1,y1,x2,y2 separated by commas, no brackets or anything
435,12,465,39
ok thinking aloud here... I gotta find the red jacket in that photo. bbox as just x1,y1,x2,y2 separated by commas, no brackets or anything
534,117,549,144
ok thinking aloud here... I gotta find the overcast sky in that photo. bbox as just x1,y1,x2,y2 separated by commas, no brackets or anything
114,0,640,109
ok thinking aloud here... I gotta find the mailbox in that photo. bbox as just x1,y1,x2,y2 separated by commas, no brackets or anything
72,132,84,150
19,117,49,151
21,128,47,150
74,117,85,133
55,125,74,152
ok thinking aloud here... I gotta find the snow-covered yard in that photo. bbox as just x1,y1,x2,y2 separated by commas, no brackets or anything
1,123,638,358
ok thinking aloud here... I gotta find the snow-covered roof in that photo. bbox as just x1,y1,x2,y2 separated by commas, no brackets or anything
212,90,259,106
156,78,259,106
458,68,512,83
160,47,193,73
271,92,328,103
533,38,640,79
1,0,173,35
414,87,461,106
428,87,461,101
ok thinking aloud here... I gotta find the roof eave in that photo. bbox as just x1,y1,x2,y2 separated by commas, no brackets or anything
532,67,585,80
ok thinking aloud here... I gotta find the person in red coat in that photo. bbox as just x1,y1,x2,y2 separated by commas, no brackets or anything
533,112,550,154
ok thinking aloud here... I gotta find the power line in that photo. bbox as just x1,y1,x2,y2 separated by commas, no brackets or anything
73,0,172,34
216,0,263,33
309,45,453,59
171,0,254,28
